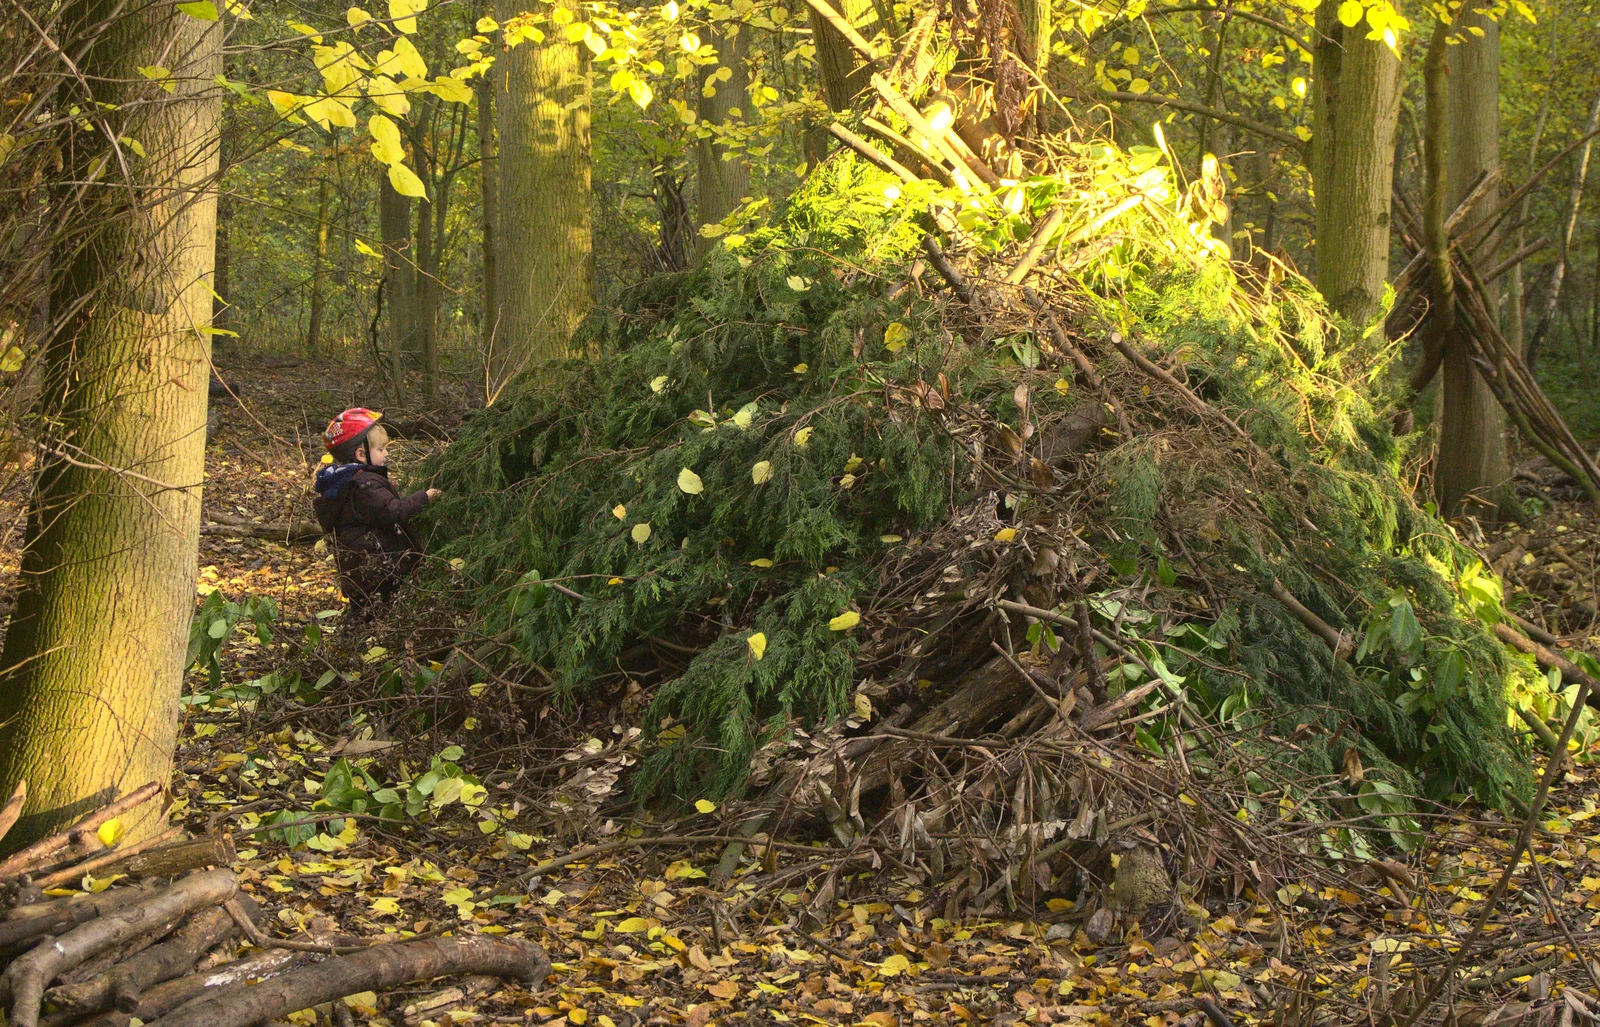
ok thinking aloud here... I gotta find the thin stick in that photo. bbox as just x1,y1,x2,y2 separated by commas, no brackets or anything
0,781,26,849
1005,208,1065,284
828,122,918,184
922,236,976,305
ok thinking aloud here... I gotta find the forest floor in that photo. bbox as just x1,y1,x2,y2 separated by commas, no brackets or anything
13,354,1600,1026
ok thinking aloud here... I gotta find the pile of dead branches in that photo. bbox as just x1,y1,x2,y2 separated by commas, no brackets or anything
0,783,549,1027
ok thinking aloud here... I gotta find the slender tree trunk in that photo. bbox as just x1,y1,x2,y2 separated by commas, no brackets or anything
475,68,500,392
492,0,592,396
213,192,231,334
305,175,331,357
1436,10,1515,520
1526,83,1600,371
809,0,879,111
378,175,413,395
1507,12,1558,357
0,0,221,846
695,22,751,257
1309,0,1401,326
415,189,437,397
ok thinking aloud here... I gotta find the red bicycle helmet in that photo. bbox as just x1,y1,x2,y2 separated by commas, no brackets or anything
323,407,383,452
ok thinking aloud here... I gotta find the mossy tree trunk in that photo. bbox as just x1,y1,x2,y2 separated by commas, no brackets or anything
0,0,221,847
492,0,592,396
1436,10,1515,520
695,21,750,257
1309,0,1400,327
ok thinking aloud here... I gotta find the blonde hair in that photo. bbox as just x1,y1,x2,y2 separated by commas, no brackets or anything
363,424,389,449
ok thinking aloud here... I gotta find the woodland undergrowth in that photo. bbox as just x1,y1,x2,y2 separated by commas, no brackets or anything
416,133,1557,824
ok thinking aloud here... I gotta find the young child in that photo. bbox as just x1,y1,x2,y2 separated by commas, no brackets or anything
312,407,440,620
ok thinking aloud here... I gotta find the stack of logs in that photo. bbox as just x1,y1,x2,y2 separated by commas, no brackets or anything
0,782,550,1027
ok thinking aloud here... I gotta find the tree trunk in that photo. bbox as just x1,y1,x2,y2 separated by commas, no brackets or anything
1526,82,1600,371
305,174,331,357
492,0,592,397
213,193,231,335
0,0,221,846
1507,12,1558,358
1436,10,1515,520
695,22,751,257
1309,0,1401,326
476,66,500,396
378,174,414,396
809,0,879,111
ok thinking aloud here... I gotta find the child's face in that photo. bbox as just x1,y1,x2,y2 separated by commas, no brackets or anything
361,437,389,466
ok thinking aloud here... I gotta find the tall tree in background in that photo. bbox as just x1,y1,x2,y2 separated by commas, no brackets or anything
379,175,416,394
696,22,751,252
1437,9,1515,519
810,0,879,111
305,171,333,357
477,67,501,378
492,0,593,395
1309,0,1401,325
0,0,221,844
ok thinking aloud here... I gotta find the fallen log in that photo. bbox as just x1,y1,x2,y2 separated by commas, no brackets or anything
144,934,551,1027
0,869,238,1027
0,883,163,949
67,947,327,1027
44,900,255,1018
201,510,322,545
32,828,184,890
77,833,235,885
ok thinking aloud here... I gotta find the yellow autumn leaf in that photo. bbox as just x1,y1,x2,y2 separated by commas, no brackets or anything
612,504,626,519
748,632,767,660
879,953,911,976
749,558,773,568
752,460,772,484
854,693,873,720
678,467,703,494
631,522,652,543
879,534,903,543
883,321,910,352
793,363,808,373
607,577,622,585
794,426,813,448
844,454,863,472
387,162,426,199
85,874,125,892
1054,378,1071,394
840,474,856,489
97,818,125,847
347,6,372,27
370,896,401,914
994,527,1017,542
828,610,860,631
616,917,649,933
650,375,668,392
695,799,716,813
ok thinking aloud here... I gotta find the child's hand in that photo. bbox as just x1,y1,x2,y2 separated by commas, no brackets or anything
426,488,442,501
